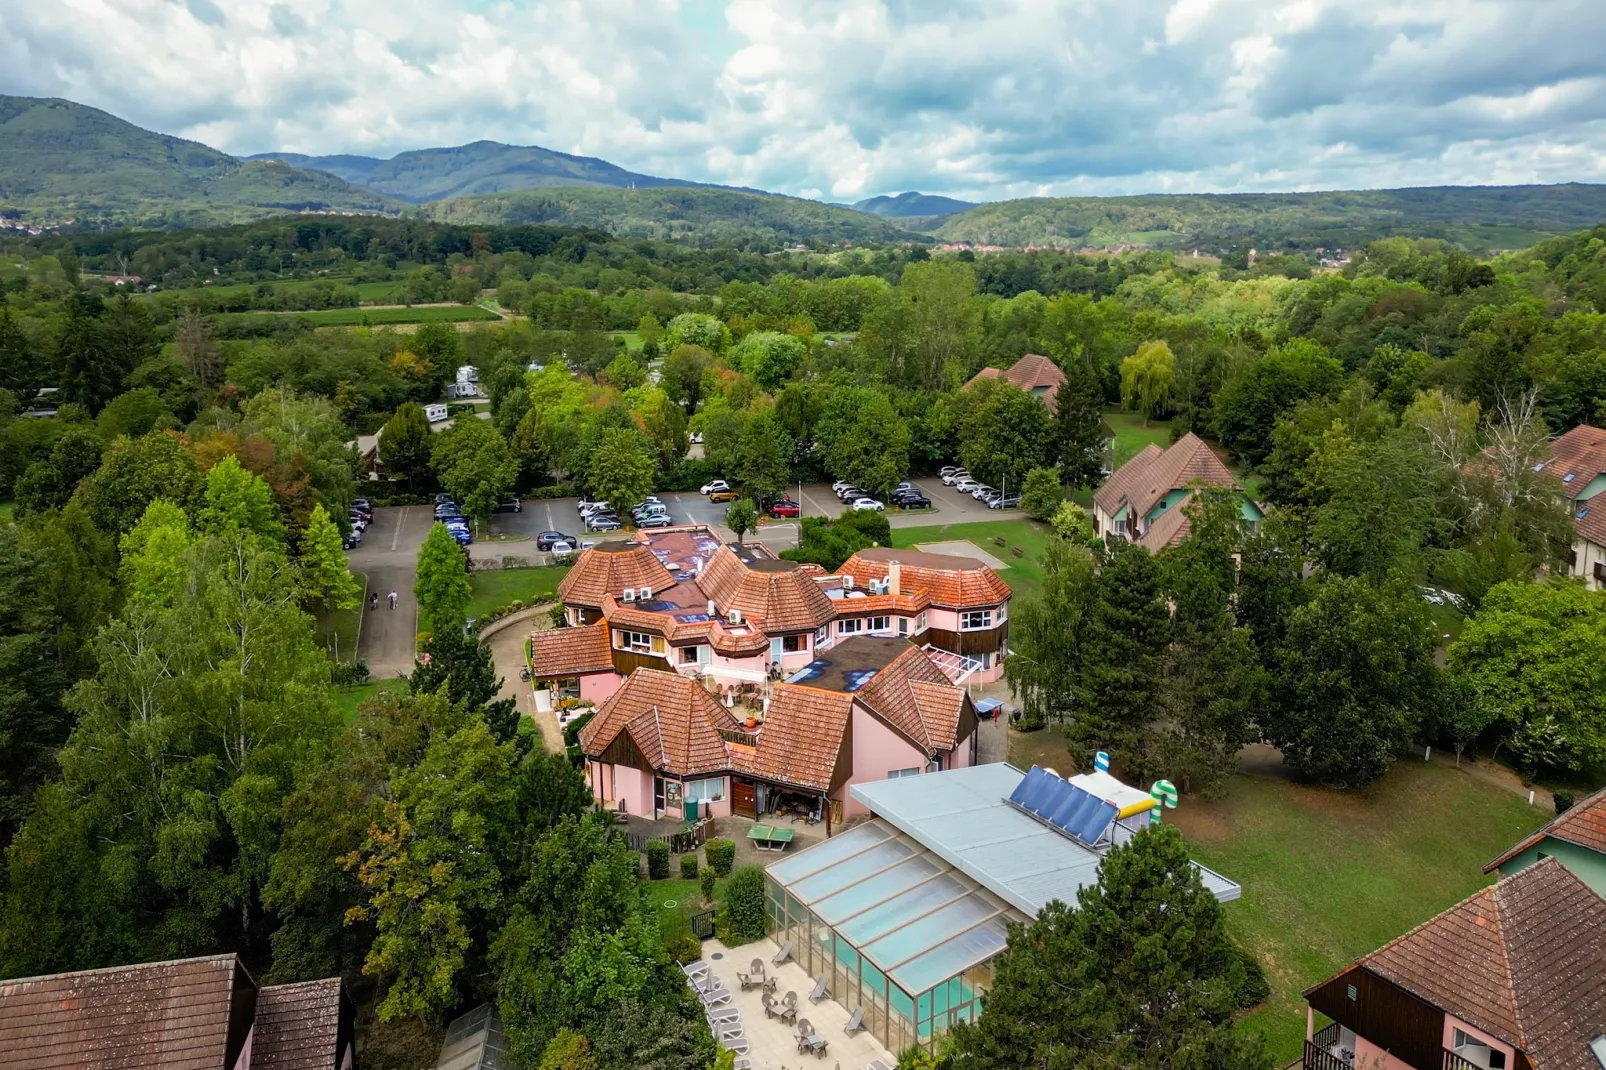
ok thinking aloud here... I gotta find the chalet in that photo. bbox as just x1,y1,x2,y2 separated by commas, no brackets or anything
1483,786,1606,897
1091,432,1262,550
578,638,979,832
0,954,355,1070
1542,425,1606,591
1301,858,1606,1070
965,353,1068,413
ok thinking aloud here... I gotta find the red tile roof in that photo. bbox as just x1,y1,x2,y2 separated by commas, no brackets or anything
0,955,248,1070
836,548,1011,609
851,642,969,753
1545,424,1606,501
965,354,1067,413
529,623,614,676
557,543,676,609
252,979,346,1070
579,669,742,776
1321,859,1606,1070
733,684,853,792
698,547,837,632
1485,786,1606,872
1094,432,1240,522
1136,492,1195,551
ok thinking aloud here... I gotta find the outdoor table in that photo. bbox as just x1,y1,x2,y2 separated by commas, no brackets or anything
747,825,796,852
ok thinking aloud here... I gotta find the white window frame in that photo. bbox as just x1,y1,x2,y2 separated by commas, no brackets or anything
618,630,653,653
684,777,725,803
917,612,928,632
886,767,922,780
961,609,994,631
867,616,890,634
838,618,864,636
898,617,909,636
679,645,701,665
815,625,829,647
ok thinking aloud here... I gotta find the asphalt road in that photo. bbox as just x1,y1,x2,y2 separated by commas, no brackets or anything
347,505,428,678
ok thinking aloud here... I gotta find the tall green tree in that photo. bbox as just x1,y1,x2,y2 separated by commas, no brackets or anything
730,331,806,389
57,294,119,414
431,418,516,521
1054,356,1108,489
0,304,42,407
819,389,910,498
585,427,656,511
379,402,434,489
958,378,1053,491
0,529,70,841
299,503,362,614
78,430,202,535
1119,340,1175,425
12,426,103,516
410,627,521,744
102,292,158,388
1003,537,1097,730
198,454,286,545
415,523,473,635
731,412,793,502
1071,542,1171,766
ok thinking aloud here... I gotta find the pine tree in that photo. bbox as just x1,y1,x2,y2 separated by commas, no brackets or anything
101,292,157,387
299,504,362,613
1071,542,1170,767
1055,356,1108,489
415,523,472,635
0,304,41,407
56,294,116,414
410,628,520,744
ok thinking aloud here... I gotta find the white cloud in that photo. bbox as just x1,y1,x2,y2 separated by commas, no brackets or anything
0,0,1604,201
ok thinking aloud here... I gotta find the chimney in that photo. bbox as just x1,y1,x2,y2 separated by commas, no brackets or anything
887,559,901,597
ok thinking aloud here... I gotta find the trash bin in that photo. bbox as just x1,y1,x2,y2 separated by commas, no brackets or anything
684,799,699,822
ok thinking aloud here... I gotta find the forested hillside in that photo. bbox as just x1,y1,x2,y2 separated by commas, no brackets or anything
0,96,402,226
852,191,977,219
928,184,1606,252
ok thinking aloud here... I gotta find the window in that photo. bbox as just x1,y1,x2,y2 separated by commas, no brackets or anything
618,630,653,653
887,767,922,779
1453,1028,1507,1070
1114,518,1127,536
961,610,993,631
839,618,864,636
898,617,909,636
917,612,928,632
679,645,700,665
684,777,724,803
997,601,1007,622
815,625,829,648
783,634,806,653
866,616,890,633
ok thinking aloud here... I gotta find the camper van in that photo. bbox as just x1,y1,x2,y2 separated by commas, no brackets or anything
424,403,449,423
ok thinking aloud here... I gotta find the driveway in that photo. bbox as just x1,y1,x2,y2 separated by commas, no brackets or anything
347,505,428,678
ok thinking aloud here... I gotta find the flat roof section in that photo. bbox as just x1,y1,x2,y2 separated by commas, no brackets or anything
849,764,1240,915
784,637,913,692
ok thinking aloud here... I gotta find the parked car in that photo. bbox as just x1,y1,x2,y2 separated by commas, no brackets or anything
434,493,455,505
769,499,801,518
434,500,460,516
700,480,731,495
443,520,472,546
587,515,621,531
351,502,373,522
708,488,738,503
942,470,971,486
348,514,369,532
688,432,704,444
953,477,981,492
343,530,361,550
897,494,932,509
548,542,576,557
988,493,1022,510
893,482,914,494
639,513,675,528
971,485,996,501
831,480,856,494
836,485,863,501
851,497,885,512
492,499,523,513
536,531,576,551
939,466,961,478
576,497,606,513
578,501,611,518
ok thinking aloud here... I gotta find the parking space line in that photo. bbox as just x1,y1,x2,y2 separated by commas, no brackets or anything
389,506,408,551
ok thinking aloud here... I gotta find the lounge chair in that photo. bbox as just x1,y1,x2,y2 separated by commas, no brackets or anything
733,1060,753,1070
845,1004,864,1035
721,1036,750,1056
701,987,731,1008
679,959,709,981
773,940,792,964
809,973,829,1001
867,1061,894,1070
707,1007,741,1025
718,1025,746,1044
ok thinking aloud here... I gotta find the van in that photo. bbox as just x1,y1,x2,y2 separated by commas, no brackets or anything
424,403,449,423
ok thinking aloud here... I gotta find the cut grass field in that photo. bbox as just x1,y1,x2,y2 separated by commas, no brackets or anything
312,570,366,664
331,679,407,723
467,565,570,621
1103,408,1174,465
213,304,500,328
889,519,1052,601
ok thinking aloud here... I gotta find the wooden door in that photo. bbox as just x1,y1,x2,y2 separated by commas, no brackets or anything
731,778,757,818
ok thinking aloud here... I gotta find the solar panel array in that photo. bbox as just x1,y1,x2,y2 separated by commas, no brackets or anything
1006,765,1118,848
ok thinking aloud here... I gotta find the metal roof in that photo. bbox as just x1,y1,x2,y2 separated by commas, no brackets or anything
848,763,1240,914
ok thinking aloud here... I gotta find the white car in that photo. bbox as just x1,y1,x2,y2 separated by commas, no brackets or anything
971,484,996,500
939,466,961,478
831,480,856,494
953,478,981,492
579,501,611,517
942,470,971,486
851,497,885,512
700,480,731,495
689,432,704,444
577,498,606,513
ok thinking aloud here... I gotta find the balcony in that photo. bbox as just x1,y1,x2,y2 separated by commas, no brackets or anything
1303,1023,1352,1070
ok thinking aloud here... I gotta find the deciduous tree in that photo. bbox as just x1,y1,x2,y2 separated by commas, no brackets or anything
1119,340,1175,426
415,523,472,635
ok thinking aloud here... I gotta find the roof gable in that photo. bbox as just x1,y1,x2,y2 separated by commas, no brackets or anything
1547,424,1606,501
253,979,346,1070
1094,433,1239,520
733,684,854,792
557,544,676,609
579,669,740,776
698,547,837,632
854,645,967,754
528,623,613,677
836,548,1011,609
1486,785,1606,872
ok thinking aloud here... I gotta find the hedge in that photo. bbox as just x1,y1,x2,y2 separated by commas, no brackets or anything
646,840,670,880
705,838,735,876
680,853,699,879
720,865,768,945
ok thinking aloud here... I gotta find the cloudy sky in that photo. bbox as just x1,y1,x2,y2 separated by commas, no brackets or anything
3,0,1605,203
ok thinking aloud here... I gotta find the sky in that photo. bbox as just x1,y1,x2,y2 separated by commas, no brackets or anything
3,0,1606,203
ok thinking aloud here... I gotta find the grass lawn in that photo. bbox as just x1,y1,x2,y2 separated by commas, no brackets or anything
889,519,1053,601
313,571,366,664
1166,761,1548,1063
331,679,407,723
467,565,570,621
1103,408,1173,465
610,331,645,351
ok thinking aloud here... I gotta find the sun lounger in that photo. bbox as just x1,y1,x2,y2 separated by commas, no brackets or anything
809,973,829,1001
773,940,792,964
679,959,709,980
721,1036,750,1055
701,986,731,1008
845,1004,864,1035
868,1061,893,1070
733,1060,753,1070
707,1007,741,1025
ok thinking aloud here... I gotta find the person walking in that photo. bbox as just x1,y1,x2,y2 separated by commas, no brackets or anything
368,591,378,612
388,591,398,609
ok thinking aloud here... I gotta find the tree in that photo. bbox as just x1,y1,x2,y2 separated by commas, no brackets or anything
1003,537,1097,729
415,523,472,635
19,501,115,673
57,294,118,414
1447,581,1606,773
1051,500,1098,544
664,313,730,355
1214,340,1344,465
379,403,433,490
0,304,42,408
0,529,69,842
1055,356,1108,489
731,413,792,502
118,499,193,610
725,499,758,545
661,344,711,413
410,628,520,744
12,426,103,516
431,418,516,521
602,353,646,391
1119,340,1175,425
1071,542,1171,767
958,379,1053,490
300,504,362,614
77,431,202,535
1018,466,1063,521
1309,431,1437,581
899,259,979,389
198,454,286,545
1264,575,1437,786
174,306,220,390
585,427,656,512
634,389,688,466
731,331,806,389
819,389,910,498
950,824,1269,1070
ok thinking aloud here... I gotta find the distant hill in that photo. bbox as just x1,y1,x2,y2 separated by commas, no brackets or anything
251,140,735,204
852,191,976,219
410,186,923,246
929,185,1606,251
0,96,401,226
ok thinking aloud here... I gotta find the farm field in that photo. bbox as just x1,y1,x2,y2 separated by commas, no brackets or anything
889,519,1052,601
212,304,500,328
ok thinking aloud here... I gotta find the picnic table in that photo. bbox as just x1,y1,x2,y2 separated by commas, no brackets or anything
747,824,796,852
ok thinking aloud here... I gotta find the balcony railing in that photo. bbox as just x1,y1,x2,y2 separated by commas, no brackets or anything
1443,1049,1489,1070
1304,1040,1352,1070
1313,1023,1342,1050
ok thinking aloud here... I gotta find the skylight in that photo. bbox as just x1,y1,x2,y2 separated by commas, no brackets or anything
1564,472,1576,483
1588,1034,1606,1069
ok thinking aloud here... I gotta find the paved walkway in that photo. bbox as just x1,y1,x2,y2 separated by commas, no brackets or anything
482,607,566,754
348,505,426,678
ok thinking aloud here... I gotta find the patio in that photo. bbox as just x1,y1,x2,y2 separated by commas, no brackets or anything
696,935,895,1070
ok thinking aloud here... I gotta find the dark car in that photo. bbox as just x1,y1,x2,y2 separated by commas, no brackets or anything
769,499,801,518
492,499,523,513
897,494,932,509
536,531,577,551
342,531,361,550
434,493,455,505
351,502,373,521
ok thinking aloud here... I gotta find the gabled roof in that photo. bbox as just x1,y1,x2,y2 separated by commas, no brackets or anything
733,684,853,792
851,641,969,753
1546,424,1606,501
1485,786,1606,873
1136,492,1195,551
253,979,346,1070
836,547,1011,609
1093,432,1239,521
698,547,837,632
529,623,614,676
965,354,1067,413
0,954,249,1070
557,542,676,609
579,669,741,776
1314,858,1606,1070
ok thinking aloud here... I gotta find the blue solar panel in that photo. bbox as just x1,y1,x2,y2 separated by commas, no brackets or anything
674,612,711,623
1007,765,1117,847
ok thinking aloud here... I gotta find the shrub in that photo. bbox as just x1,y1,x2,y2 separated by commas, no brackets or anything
1555,789,1576,815
539,1029,598,1070
680,853,699,879
548,605,567,629
331,660,371,687
719,864,767,944
705,838,735,876
699,864,717,902
1229,942,1271,1009
528,483,577,500
659,908,701,969
562,709,597,749
646,840,670,880
1020,465,1064,521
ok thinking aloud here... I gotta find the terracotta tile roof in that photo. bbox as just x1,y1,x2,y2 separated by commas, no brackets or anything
733,684,853,792
965,354,1067,413
579,669,741,776
1136,492,1195,551
831,590,931,616
0,954,247,1070
1576,502,1606,548
837,548,1011,609
1485,785,1606,872
557,542,676,609
853,643,968,753
253,979,345,1070
529,623,614,677
697,547,837,632
1545,424,1606,501
1093,433,1239,521
1339,859,1606,1069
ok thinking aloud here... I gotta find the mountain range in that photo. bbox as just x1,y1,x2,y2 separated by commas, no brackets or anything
4,93,1606,252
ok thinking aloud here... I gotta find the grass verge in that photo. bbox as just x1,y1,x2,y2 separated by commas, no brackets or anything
467,565,570,621
313,571,366,664
331,679,408,723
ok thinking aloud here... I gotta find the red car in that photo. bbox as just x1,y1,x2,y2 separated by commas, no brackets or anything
769,498,801,518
